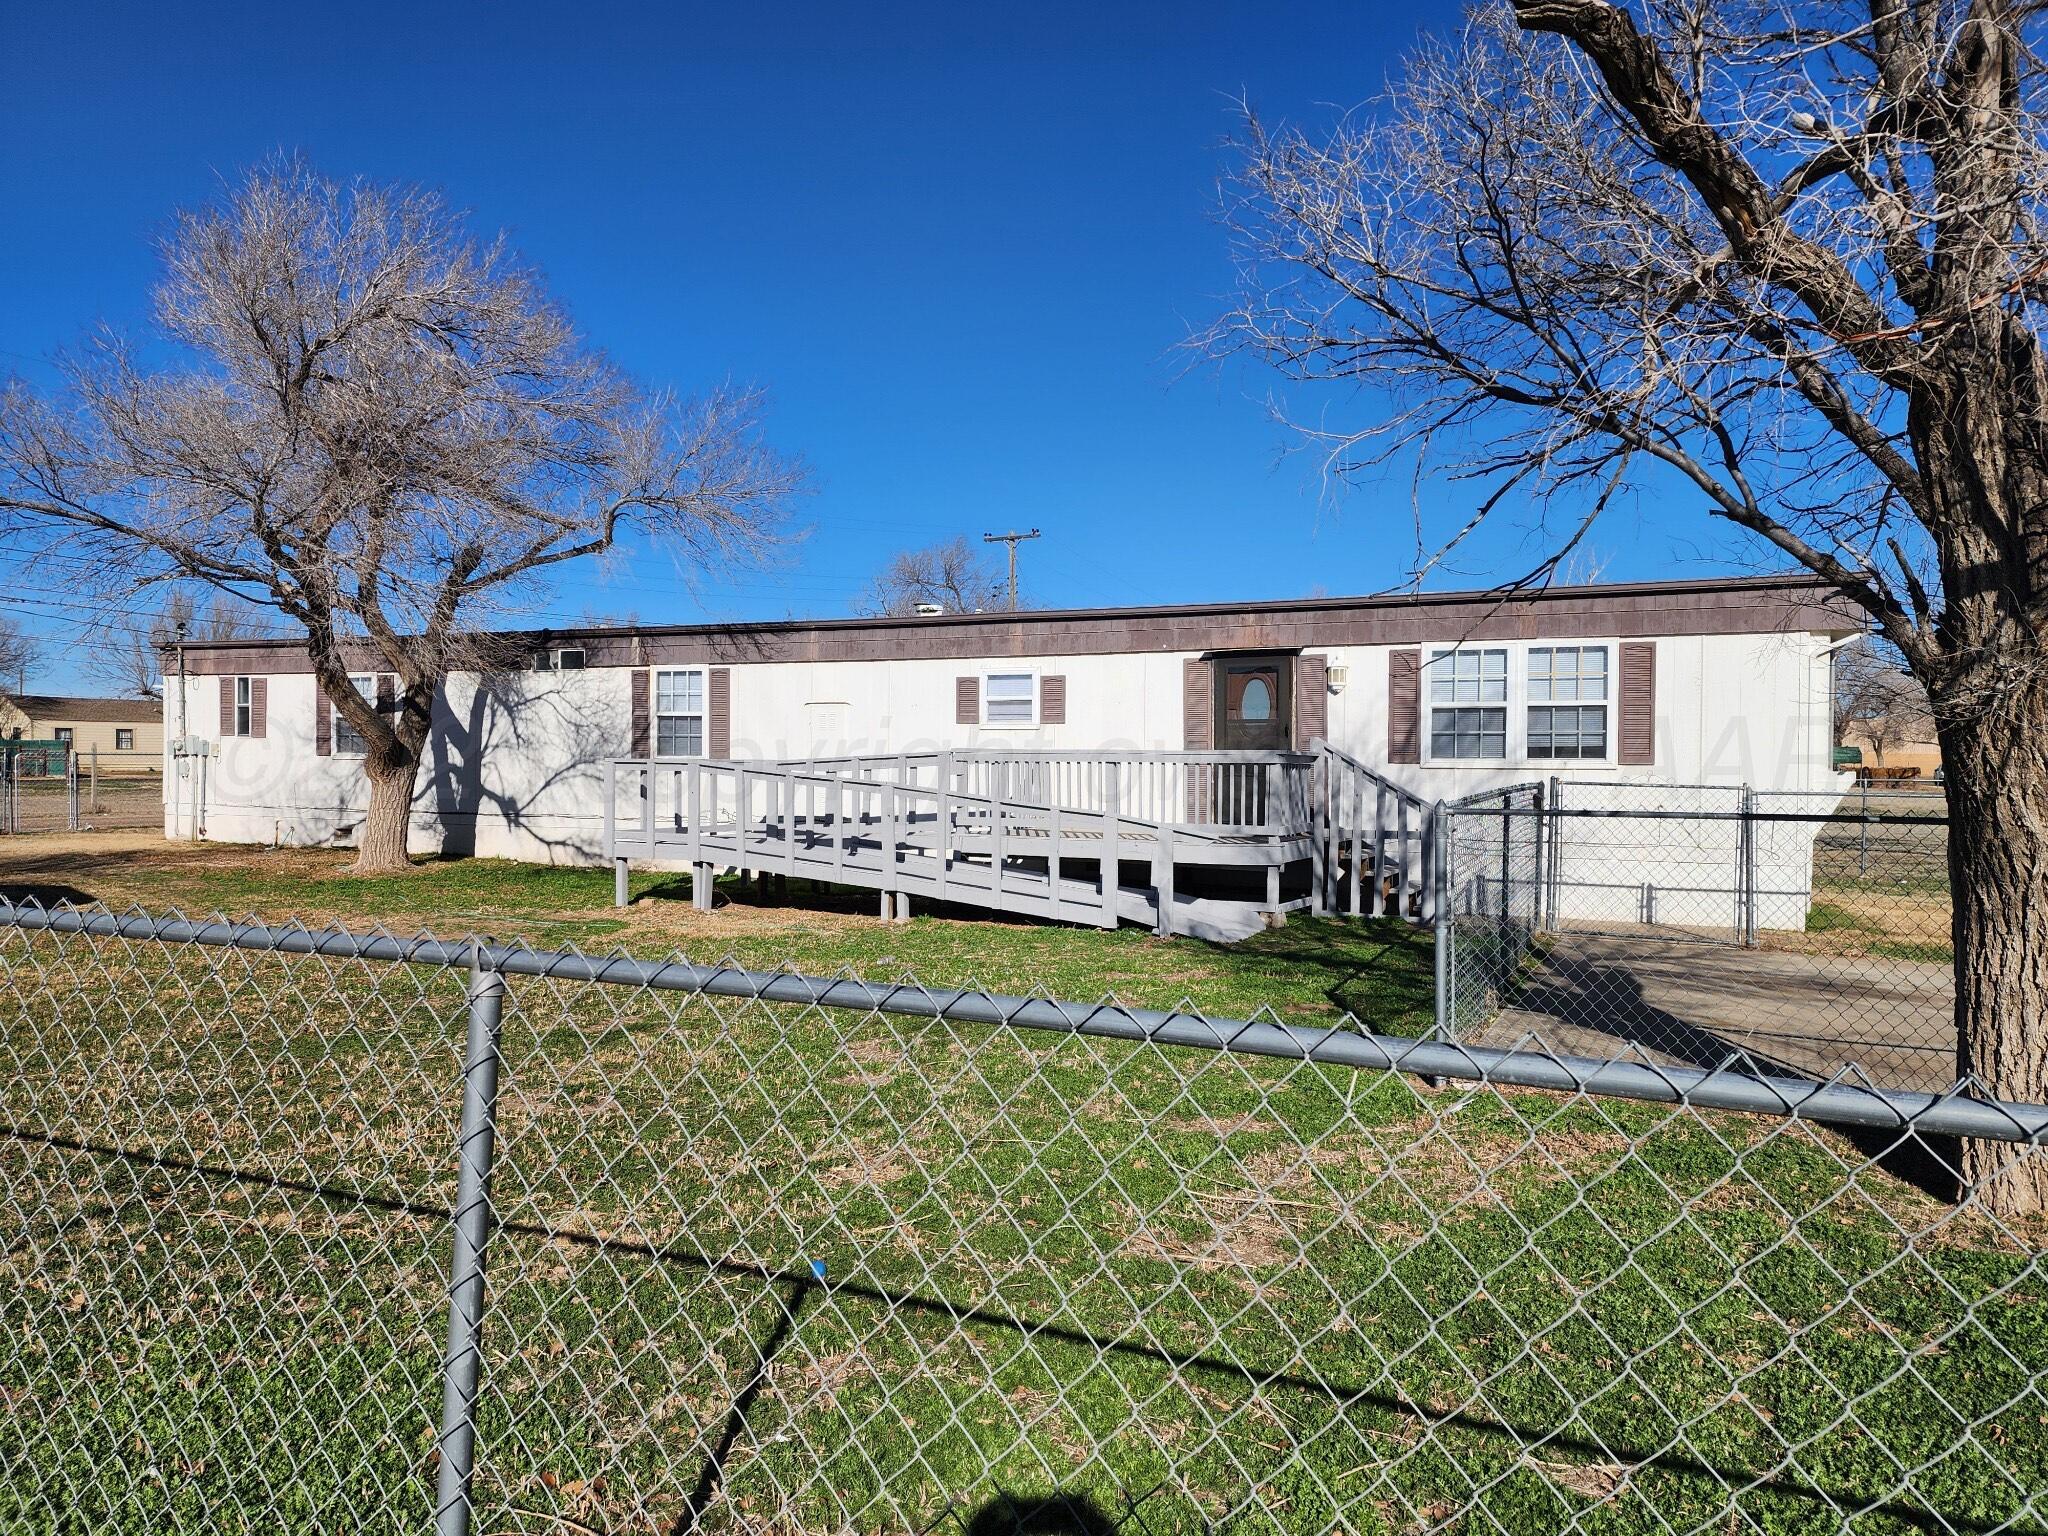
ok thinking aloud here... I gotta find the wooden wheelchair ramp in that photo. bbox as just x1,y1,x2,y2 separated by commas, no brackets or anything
604,749,1435,943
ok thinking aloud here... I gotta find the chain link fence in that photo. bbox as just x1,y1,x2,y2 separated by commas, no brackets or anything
1441,781,1957,1092
0,751,163,835
4,899,2044,1535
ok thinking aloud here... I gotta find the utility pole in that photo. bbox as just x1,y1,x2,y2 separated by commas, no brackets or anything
982,528,1040,612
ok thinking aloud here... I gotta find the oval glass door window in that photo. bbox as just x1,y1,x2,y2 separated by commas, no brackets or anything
1240,677,1273,721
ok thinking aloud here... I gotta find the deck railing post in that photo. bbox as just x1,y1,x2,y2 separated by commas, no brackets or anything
1310,754,1328,917
640,759,654,862
1396,795,1414,919
690,765,711,910
1346,766,1362,918
1372,784,1389,918
434,946,505,1536
783,766,798,876
1101,762,1121,927
1153,825,1176,937
991,775,1007,905
888,784,903,913
834,776,848,884
606,761,627,908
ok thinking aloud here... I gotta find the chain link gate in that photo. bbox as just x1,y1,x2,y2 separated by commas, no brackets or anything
3,899,2044,1536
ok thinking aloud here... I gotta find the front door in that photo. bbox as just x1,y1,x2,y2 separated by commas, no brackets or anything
1214,653,1292,750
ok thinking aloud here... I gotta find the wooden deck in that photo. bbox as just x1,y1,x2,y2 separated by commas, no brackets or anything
605,747,1435,942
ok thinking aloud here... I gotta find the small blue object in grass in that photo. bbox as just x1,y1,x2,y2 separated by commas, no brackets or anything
809,1258,827,1283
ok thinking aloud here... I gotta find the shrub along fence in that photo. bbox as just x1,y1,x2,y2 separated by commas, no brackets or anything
1,900,2043,1535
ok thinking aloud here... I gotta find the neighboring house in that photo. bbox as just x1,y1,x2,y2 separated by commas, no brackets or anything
0,694,164,774
1839,720,1943,781
165,574,1854,891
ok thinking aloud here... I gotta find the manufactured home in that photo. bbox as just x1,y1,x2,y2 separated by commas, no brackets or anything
163,574,1856,939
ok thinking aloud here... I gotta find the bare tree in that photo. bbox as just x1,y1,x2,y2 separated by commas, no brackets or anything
0,158,804,873
93,590,263,700
0,619,30,694
1836,638,1936,768
1207,1,2048,1211
861,536,1003,615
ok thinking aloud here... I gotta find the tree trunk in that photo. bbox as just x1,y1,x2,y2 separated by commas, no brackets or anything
354,753,419,874
1939,684,2048,1218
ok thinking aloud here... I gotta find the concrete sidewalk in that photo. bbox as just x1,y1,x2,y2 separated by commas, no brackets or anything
1468,931,1956,1093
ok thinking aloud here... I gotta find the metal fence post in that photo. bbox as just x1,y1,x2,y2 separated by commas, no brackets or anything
435,946,507,1536
1432,800,1452,1040
1545,776,1563,932
67,754,79,832
1740,784,1760,948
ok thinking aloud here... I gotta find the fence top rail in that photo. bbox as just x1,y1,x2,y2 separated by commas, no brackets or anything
1446,781,1547,810
1451,804,1947,827
0,899,2037,1145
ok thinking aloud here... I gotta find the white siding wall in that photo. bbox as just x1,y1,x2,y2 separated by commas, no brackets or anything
166,627,1844,897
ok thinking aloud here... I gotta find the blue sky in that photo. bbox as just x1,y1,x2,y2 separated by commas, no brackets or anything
1,0,1763,693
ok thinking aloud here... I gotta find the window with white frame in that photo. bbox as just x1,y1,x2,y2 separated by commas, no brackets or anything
655,668,706,755
532,647,586,672
233,677,253,737
982,672,1036,726
333,675,375,756
1427,648,1507,760
115,729,134,751
1527,645,1609,759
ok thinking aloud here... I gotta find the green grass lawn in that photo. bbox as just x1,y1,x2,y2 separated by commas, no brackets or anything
2,842,2044,1534
0,839,1437,1035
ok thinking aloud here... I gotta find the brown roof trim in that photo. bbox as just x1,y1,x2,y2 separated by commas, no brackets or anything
173,574,1862,675
3,694,164,722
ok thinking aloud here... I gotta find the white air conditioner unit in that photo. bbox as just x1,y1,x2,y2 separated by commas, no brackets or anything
914,603,946,617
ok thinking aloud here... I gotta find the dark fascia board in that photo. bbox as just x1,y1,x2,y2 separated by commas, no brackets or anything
172,573,1864,674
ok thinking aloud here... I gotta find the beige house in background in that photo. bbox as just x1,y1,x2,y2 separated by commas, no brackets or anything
1840,720,1943,780
0,695,164,774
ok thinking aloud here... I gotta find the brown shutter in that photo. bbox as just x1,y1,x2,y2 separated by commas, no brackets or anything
376,674,395,722
249,677,267,739
955,676,979,726
630,669,650,757
314,677,332,756
1293,654,1328,749
1618,641,1657,765
219,676,235,737
1182,658,1214,750
1039,674,1066,725
1387,650,1420,765
708,667,731,758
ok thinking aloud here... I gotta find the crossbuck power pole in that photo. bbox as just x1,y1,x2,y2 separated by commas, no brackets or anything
982,528,1040,612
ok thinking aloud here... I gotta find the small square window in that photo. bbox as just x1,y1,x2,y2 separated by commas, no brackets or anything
984,673,1036,725
115,729,134,751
